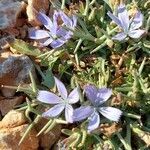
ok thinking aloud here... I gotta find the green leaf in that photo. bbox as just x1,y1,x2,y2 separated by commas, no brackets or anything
9,39,41,56
42,69,55,88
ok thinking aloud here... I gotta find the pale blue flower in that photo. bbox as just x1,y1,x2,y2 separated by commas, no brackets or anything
73,85,122,132
29,10,77,48
107,4,145,41
37,77,79,123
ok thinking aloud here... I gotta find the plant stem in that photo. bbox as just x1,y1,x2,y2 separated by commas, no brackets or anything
83,0,90,16
124,112,141,120
61,0,65,9
116,132,132,150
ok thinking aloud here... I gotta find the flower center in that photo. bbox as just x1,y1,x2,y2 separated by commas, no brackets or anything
63,99,69,105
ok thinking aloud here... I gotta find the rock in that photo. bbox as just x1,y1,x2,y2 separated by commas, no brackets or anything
0,0,24,29
0,96,24,116
35,118,62,149
27,0,50,26
0,110,27,129
0,110,39,149
0,124,39,150
0,51,36,97
0,35,15,50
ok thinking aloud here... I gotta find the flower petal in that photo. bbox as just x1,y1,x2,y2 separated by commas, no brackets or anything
72,15,77,28
107,11,123,29
68,87,79,104
130,11,143,30
64,31,73,40
65,104,74,123
73,106,94,122
99,107,122,122
57,28,72,40
128,29,145,39
60,11,72,27
29,29,50,39
112,32,127,41
37,90,61,104
84,85,112,106
117,4,129,32
52,10,59,35
57,28,68,37
38,12,53,31
84,85,98,105
54,77,68,99
96,88,112,105
50,38,66,48
87,111,100,132
40,38,53,46
42,104,65,117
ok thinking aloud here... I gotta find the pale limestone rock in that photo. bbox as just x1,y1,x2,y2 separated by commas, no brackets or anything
0,110,27,129
0,110,39,149
0,0,24,29
0,96,24,116
0,124,39,150
0,51,36,97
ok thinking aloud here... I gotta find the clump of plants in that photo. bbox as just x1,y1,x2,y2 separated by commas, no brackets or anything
8,0,150,149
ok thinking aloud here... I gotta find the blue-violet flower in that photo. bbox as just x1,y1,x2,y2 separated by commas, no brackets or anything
29,10,77,48
73,85,122,132
107,4,145,41
37,77,79,123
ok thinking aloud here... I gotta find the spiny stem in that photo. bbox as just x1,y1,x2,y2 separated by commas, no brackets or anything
26,110,32,123
1,85,27,91
124,112,141,120
88,7,96,21
61,0,65,9
115,87,132,92
44,119,56,134
16,103,37,111
138,57,146,75
74,32,95,42
19,115,41,145
116,132,132,150
83,0,90,16
77,18,89,34
101,3,106,23
75,53,79,67
37,51,51,58
74,39,83,53
95,26,118,43
61,129,72,136
29,71,37,93
125,42,142,53
89,0,96,6
90,41,107,53
37,119,52,136
65,50,81,70
146,13,150,32
125,121,131,148
78,130,87,147
55,118,68,124
75,80,84,104
70,134,80,148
